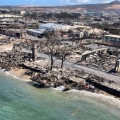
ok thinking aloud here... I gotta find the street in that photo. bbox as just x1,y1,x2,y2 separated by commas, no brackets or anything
22,48,120,83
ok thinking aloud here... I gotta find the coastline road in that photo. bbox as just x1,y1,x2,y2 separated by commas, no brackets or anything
22,49,120,84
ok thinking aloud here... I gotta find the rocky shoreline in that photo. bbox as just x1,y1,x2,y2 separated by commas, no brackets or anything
0,50,120,99
0,64,119,99
1,67,119,101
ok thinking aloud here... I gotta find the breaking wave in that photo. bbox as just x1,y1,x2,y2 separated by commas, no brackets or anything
69,89,120,108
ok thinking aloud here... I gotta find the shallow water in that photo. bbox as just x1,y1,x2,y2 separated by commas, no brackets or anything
0,73,120,120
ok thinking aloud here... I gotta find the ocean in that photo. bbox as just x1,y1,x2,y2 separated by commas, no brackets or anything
0,72,120,120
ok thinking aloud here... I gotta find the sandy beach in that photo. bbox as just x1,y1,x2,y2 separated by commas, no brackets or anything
8,67,31,82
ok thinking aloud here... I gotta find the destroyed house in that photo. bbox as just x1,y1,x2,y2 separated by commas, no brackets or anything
0,29,26,38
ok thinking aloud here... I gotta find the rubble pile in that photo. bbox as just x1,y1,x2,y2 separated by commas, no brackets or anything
0,51,31,70
80,51,119,72
30,65,95,92
86,74,120,97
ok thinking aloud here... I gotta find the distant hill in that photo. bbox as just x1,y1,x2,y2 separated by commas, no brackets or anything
1,0,120,12
64,0,120,12
109,0,120,5
55,0,120,12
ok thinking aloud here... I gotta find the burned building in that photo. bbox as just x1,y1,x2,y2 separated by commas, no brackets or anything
32,44,37,61
0,29,26,38
115,60,120,73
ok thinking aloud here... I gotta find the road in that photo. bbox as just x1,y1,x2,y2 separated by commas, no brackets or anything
22,48,120,83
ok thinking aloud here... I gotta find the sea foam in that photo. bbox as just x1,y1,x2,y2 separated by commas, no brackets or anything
4,71,31,82
52,86,65,91
1,69,120,108
69,89,120,108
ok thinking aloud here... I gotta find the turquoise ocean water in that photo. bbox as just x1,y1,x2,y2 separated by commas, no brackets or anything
0,72,120,120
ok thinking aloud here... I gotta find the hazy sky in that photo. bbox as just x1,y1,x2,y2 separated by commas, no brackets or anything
0,0,116,6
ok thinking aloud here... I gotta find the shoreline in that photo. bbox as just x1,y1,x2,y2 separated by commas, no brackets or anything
52,87,120,108
8,68,31,82
69,89,120,108
0,68,32,82
0,68,120,106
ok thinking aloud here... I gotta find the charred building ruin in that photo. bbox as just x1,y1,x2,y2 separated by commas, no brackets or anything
32,44,37,61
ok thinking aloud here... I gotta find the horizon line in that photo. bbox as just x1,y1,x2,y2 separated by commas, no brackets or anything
0,2,110,7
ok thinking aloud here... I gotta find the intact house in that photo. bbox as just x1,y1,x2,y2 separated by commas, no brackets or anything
103,35,120,48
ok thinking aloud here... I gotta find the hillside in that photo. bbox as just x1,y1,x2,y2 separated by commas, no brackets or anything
62,1,120,12
3,0,120,12
49,0,120,12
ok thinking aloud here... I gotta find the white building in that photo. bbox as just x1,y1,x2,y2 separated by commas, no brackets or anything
39,23,71,32
27,23,71,37
20,11,26,15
